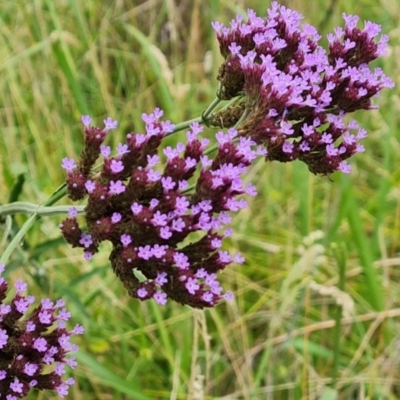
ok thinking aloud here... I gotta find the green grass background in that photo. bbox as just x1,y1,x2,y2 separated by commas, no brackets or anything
1,0,400,399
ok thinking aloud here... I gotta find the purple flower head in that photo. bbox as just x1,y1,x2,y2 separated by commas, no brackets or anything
0,264,81,398
62,109,264,308
210,3,393,175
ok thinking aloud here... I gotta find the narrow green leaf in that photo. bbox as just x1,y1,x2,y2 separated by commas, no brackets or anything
75,351,152,400
123,24,177,121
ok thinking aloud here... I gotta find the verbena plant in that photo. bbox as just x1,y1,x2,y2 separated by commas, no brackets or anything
0,2,395,398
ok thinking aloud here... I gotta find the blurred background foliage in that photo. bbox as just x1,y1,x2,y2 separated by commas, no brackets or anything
1,0,400,399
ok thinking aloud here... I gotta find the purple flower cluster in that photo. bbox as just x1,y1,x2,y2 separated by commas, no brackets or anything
58,3,394,308
0,264,83,399
211,2,394,174
61,112,264,308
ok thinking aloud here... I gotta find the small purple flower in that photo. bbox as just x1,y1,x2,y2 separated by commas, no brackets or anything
147,169,161,182
200,155,213,169
224,291,234,301
15,297,31,313
138,245,153,260
110,159,124,174
218,251,231,264
109,180,126,195
161,120,175,134
155,272,168,286
68,207,78,218
67,357,78,369
175,196,189,215
151,211,168,227
120,234,132,247
72,325,85,335
131,202,143,215
147,154,160,168
172,218,185,232
163,146,180,160
85,180,96,193
153,291,167,305
39,309,52,324
0,329,8,349
159,227,172,239
117,143,130,156
103,117,118,131
185,278,200,295
57,383,69,397
152,244,167,258
23,363,38,377
173,252,189,269
338,160,352,173
202,292,213,303
111,212,122,223
33,337,48,352
58,308,71,322
26,321,35,332
14,280,27,293
10,378,23,393
161,176,176,191
137,287,148,298
234,253,245,264
81,115,92,128
100,145,111,158
79,233,93,248
61,158,77,172
41,299,53,309
149,199,159,209
211,238,222,249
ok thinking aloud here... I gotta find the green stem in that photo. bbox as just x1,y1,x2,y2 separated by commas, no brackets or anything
42,182,68,207
332,243,346,387
0,202,38,215
166,96,223,137
202,95,222,120
0,202,85,217
0,213,38,265
0,182,80,265
234,107,251,128
167,116,203,136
